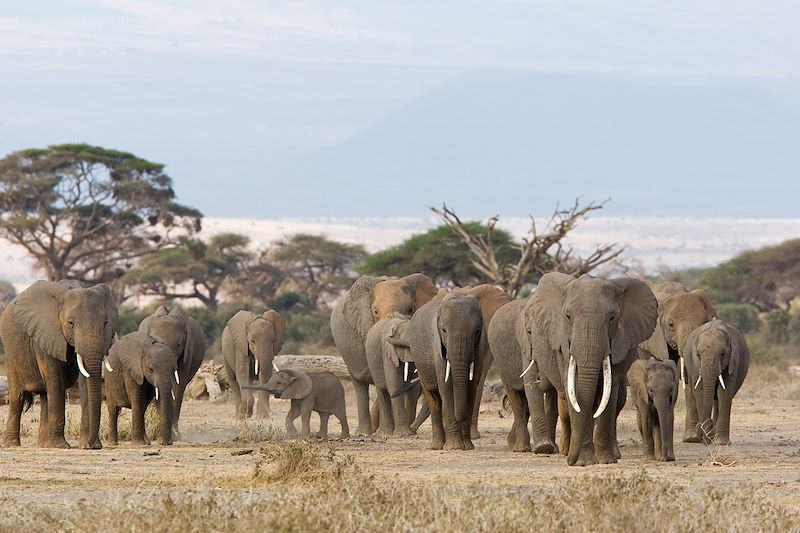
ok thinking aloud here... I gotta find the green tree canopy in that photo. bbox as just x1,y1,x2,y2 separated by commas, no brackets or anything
0,144,201,286
359,223,520,287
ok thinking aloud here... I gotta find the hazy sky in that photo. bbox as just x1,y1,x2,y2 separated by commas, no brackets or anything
1,1,799,216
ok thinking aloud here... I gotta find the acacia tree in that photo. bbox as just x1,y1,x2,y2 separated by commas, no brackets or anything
125,233,252,312
431,198,624,297
0,144,202,286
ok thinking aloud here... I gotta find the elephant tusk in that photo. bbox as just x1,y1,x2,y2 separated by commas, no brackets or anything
694,375,702,389
104,358,113,373
718,374,727,390
174,370,180,384
254,359,259,376
593,356,612,420
404,361,409,381
445,360,451,383
679,357,685,390
414,367,418,374
76,353,91,378
469,362,474,381
273,361,280,373
171,390,176,400
567,355,581,413
520,359,535,379
155,387,159,400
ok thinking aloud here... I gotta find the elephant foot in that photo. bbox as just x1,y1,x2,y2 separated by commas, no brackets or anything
713,436,731,446
430,436,445,450
394,427,415,437
443,439,464,451
462,438,475,451
340,431,350,439
355,424,373,437
44,437,72,449
107,439,119,447
3,436,21,447
157,438,173,446
375,426,394,438
683,432,702,443
613,441,622,460
659,453,676,462
568,448,598,467
132,438,151,446
471,428,481,440
642,451,656,461
596,447,618,464
560,435,570,456
533,440,557,455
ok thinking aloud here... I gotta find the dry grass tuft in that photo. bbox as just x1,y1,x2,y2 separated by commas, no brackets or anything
237,419,281,444
741,365,800,400
253,441,356,484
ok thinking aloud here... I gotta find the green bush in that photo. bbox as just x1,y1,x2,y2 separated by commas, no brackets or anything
716,303,760,334
789,311,800,344
746,335,786,367
764,309,790,344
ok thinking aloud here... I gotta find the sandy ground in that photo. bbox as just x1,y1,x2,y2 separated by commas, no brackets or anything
1,371,799,513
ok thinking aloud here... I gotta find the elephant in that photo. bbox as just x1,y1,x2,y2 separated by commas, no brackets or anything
406,290,484,450
488,298,559,454
364,313,420,436
524,273,658,466
138,306,206,440
683,319,750,445
242,370,349,440
1,280,117,449
104,332,179,446
627,357,679,461
642,288,716,442
221,309,285,419
330,273,437,435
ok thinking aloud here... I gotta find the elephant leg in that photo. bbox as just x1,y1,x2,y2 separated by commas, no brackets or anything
422,388,445,450
317,413,330,440
299,403,312,439
682,383,702,442
335,406,350,439
107,402,120,446
375,388,394,437
392,392,413,436
131,396,150,446
285,402,300,438
653,418,662,459
352,379,373,436
469,351,492,440
506,385,531,452
594,376,622,464
171,383,186,441
713,391,733,445
558,395,571,456
526,383,555,454
544,389,560,453
440,384,464,451
613,381,626,459
226,368,243,418
44,372,70,449
37,393,49,447
245,390,255,418
256,390,271,419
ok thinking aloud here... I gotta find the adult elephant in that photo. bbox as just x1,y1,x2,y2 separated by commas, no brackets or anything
489,298,559,454
221,310,285,418
683,319,749,445
524,273,657,466
1,280,117,449
330,273,437,435
407,291,484,450
138,306,206,440
642,288,716,442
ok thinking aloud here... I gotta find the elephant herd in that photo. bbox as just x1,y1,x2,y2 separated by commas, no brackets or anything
333,272,750,466
1,272,750,468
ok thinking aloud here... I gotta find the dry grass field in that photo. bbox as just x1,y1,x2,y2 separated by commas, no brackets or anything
1,365,799,532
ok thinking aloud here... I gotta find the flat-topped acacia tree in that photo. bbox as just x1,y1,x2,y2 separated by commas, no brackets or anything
0,144,202,287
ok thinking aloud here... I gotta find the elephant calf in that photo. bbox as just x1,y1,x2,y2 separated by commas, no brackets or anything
628,357,679,461
104,332,180,446
242,370,349,440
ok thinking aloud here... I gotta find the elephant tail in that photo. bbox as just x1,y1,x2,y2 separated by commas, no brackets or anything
390,377,420,398
22,391,33,413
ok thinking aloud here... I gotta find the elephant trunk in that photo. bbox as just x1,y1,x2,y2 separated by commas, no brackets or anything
156,384,174,446
255,349,276,385
447,335,472,423
654,397,675,459
85,356,104,449
567,363,601,466
698,356,718,440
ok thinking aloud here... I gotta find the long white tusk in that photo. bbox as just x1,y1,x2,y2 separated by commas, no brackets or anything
104,358,113,373
679,357,685,390
76,354,90,378
567,356,580,413
174,370,180,384
694,375,702,389
155,387,159,400
593,356,612,419
404,361,409,381
469,361,474,381
254,358,259,376
273,361,280,373
445,360,451,383
718,374,727,390
171,390,176,400
520,359,535,379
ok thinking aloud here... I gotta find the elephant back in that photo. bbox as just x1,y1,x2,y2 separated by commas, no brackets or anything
487,298,526,388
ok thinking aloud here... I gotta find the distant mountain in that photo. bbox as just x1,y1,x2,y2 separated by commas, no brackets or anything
262,71,800,217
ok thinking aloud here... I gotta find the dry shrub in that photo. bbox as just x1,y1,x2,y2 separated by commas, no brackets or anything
237,419,281,444
740,366,800,400
253,441,356,484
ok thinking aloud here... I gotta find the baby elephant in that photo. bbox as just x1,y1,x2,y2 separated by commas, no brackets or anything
242,370,349,440
628,357,679,461
105,332,180,446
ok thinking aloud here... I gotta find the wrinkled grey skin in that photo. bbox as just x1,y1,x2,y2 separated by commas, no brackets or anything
683,319,750,445
488,298,559,454
243,370,349,440
628,357,679,461
524,273,658,466
222,309,285,419
1,280,117,449
138,306,206,440
105,332,179,446
330,274,437,435
408,292,483,450
364,314,421,437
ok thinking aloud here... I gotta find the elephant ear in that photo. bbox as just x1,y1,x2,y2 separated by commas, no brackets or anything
228,310,256,357
90,283,118,346
663,358,680,402
14,281,71,361
721,321,748,378
531,272,574,352
683,322,712,375
690,289,717,321
183,315,207,363
403,273,438,309
109,332,149,385
343,276,384,341
138,305,169,334
610,278,658,365
626,359,649,406
263,310,285,353
280,370,313,400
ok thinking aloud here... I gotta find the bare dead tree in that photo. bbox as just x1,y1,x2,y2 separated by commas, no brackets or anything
431,198,625,297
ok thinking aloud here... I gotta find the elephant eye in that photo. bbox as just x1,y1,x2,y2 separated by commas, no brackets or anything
668,321,674,328
67,319,75,328
565,312,572,322
609,314,616,324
